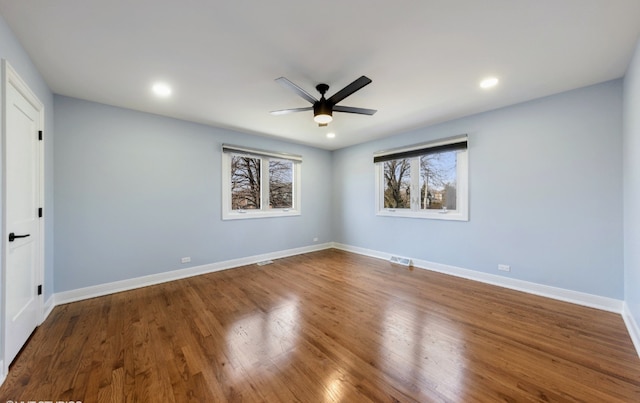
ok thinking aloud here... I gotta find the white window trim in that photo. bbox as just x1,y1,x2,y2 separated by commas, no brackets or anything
222,148,301,220
374,137,469,221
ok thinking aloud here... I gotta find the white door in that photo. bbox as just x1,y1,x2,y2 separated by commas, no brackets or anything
3,61,43,367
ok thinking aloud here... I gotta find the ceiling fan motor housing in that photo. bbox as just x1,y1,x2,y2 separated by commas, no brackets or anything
313,101,333,118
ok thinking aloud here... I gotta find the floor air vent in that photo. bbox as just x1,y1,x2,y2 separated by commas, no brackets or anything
389,256,412,266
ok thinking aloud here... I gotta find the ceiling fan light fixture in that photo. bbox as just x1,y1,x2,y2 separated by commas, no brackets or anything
314,113,333,124
313,102,333,124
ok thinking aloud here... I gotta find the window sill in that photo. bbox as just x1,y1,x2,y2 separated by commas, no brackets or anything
222,209,301,220
376,209,468,221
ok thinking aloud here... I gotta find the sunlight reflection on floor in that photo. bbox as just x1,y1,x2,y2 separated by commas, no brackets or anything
225,297,301,371
380,301,466,397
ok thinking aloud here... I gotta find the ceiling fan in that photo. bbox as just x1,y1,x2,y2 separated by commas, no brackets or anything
270,75,376,127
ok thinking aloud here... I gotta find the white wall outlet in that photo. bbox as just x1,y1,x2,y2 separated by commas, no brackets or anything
181,257,191,264
313,237,319,242
498,264,511,272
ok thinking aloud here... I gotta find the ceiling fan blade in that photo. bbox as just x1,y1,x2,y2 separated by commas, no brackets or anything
333,105,377,115
327,76,372,105
270,106,313,115
275,77,318,104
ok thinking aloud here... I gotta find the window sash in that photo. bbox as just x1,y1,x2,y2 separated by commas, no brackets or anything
230,155,296,211
381,155,460,211
268,159,294,209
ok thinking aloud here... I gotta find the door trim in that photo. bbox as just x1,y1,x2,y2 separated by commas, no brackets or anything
1,59,45,378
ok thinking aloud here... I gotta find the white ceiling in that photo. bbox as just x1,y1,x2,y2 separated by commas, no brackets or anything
1,1,640,150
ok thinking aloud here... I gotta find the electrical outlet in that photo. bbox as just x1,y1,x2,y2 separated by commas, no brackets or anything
313,237,319,242
498,264,511,272
181,257,191,264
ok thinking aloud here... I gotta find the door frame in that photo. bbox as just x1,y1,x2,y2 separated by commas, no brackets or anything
1,59,45,378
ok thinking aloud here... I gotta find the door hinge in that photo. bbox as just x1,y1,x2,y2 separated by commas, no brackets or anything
37,285,42,296
38,130,43,141
38,207,43,218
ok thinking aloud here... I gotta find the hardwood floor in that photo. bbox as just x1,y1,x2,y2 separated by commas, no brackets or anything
1,249,639,402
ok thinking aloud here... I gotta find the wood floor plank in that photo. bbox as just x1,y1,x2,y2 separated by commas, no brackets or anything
1,249,639,402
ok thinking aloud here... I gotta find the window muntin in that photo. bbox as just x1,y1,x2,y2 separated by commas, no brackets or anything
222,146,301,220
375,136,468,221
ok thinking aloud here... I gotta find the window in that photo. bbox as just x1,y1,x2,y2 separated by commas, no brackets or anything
222,144,301,219
374,135,468,221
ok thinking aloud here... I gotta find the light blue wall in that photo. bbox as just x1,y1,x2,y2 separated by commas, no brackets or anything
332,80,624,299
0,13,55,367
53,96,332,292
624,38,640,324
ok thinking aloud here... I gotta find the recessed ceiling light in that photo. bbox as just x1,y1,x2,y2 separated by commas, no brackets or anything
326,132,336,139
152,82,172,97
479,77,499,89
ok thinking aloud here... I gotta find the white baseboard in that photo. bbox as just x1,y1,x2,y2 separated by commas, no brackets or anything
54,243,332,306
42,294,55,324
332,242,623,313
622,303,640,358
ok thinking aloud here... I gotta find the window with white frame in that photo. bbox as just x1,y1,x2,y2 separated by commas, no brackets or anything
374,135,468,221
222,144,301,219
